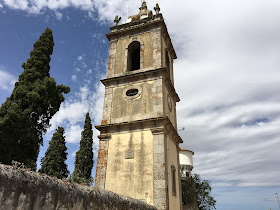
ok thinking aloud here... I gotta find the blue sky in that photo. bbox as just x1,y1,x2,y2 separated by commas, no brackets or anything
0,0,280,209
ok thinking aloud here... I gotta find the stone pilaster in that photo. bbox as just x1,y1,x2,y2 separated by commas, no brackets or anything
101,87,113,125
95,134,111,189
152,77,163,117
151,127,168,210
107,41,117,78
153,29,162,69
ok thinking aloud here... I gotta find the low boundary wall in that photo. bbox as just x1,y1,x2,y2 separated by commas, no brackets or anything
0,164,156,210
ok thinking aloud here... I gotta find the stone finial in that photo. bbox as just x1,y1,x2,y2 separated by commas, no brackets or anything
114,15,121,26
139,0,147,10
154,3,160,15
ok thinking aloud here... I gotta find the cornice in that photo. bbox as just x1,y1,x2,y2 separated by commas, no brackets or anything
100,67,180,102
98,133,111,140
95,117,183,144
108,15,159,34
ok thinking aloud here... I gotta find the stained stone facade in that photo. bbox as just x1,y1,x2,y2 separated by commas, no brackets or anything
95,2,183,210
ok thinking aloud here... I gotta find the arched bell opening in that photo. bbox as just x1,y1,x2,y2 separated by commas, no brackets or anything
127,41,141,71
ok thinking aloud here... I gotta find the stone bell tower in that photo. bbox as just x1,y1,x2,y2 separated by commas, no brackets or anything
95,2,183,209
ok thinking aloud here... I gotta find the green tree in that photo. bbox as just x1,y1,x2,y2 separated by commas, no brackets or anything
71,113,94,185
182,174,196,206
39,126,69,179
0,28,70,170
181,173,216,210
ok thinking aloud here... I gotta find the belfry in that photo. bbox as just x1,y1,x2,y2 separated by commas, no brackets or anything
95,1,183,209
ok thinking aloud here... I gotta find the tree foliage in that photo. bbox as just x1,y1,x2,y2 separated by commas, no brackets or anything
182,174,196,206
181,173,216,210
71,113,94,185
0,28,70,170
39,126,69,179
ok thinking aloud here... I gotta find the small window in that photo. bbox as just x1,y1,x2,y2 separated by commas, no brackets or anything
123,86,142,100
127,41,140,71
126,89,139,97
171,165,176,196
166,51,170,75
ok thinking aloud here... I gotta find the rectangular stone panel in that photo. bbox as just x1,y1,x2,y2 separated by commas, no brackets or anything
125,150,134,159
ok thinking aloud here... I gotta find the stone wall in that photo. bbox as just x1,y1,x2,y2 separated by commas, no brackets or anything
0,164,156,210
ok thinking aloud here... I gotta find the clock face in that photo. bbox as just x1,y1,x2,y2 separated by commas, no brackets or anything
167,95,172,112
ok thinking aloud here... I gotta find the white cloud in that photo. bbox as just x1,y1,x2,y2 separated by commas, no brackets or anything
71,150,77,158
44,15,50,23
81,62,87,68
0,70,16,91
0,4,3,8
88,77,105,126
65,124,82,143
46,73,105,145
87,69,92,74
71,74,77,81
49,101,87,132
55,11,63,20
2,0,29,10
212,182,234,187
91,32,108,44
77,55,83,61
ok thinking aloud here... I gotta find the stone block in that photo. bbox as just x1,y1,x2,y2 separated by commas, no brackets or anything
154,180,166,189
154,188,167,199
154,153,164,163
153,170,166,180
153,144,164,154
154,198,167,210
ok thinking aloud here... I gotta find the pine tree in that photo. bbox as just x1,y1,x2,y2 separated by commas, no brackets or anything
0,28,70,170
72,113,94,185
39,126,69,179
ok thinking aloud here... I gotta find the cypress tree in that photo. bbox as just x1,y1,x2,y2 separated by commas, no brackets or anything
72,113,94,185
39,126,69,179
0,28,70,170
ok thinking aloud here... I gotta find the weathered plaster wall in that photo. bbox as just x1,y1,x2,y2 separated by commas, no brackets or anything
110,79,163,124
111,81,154,122
105,130,154,206
163,83,177,129
0,164,156,210
161,34,174,85
167,135,181,210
